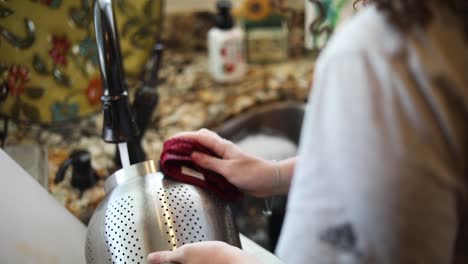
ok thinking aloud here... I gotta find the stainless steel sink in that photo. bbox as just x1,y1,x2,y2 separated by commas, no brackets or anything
216,101,305,145
214,101,305,252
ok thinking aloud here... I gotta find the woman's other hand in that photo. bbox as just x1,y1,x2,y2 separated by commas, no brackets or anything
147,241,258,264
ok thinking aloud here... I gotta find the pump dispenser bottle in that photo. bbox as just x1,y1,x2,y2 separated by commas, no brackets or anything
208,0,246,83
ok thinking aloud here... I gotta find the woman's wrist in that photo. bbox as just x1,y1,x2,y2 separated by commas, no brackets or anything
268,160,282,196
274,158,295,195
259,157,295,197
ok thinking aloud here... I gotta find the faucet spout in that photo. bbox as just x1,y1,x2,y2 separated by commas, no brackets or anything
94,0,138,143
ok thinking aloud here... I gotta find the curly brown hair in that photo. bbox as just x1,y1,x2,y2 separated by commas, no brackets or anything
354,0,468,36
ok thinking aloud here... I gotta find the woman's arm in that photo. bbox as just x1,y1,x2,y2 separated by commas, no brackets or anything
170,129,296,197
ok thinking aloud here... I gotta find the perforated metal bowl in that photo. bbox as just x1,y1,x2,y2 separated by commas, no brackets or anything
86,160,241,264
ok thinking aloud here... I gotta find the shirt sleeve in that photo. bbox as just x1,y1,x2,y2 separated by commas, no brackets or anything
276,49,463,264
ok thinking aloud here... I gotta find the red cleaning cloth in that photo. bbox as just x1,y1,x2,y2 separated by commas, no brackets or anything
160,137,242,201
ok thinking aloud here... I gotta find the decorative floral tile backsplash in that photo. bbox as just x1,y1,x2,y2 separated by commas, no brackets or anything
0,0,163,125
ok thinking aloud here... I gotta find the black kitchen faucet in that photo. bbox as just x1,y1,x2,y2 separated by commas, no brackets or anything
94,0,139,144
94,0,163,165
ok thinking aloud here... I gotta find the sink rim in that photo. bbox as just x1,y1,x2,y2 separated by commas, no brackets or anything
215,101,306,144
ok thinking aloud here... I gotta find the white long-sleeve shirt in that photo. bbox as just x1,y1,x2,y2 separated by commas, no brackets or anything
277,4,467,263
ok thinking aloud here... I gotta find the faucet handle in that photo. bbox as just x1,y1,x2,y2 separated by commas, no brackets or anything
142,43,164,88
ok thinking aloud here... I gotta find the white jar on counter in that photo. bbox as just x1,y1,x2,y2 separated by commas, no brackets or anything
208,0,246,83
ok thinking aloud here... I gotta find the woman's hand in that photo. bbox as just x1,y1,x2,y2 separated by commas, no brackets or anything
147,241,258,264
170,129,285,197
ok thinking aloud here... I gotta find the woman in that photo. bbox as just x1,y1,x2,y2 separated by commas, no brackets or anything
149,0,468,263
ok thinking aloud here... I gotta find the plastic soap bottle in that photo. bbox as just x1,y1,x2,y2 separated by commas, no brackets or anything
208,0,246,83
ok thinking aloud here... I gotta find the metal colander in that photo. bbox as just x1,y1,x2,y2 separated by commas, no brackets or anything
86,160,241,264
